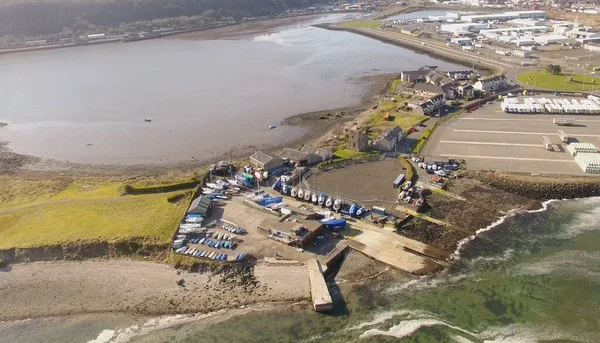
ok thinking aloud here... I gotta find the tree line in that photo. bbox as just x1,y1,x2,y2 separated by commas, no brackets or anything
0,0,327,40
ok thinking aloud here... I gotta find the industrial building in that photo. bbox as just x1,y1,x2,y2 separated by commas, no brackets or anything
532,35,570,45
460,10,546,23
440,23,489,36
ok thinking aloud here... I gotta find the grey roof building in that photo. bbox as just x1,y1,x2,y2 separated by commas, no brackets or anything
279,148,322,166
188,196,212,217
300,146,333,161
250,151,285,171
373,126,403,152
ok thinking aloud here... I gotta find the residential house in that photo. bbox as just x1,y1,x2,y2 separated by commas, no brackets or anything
373,126,403,152
473,75,508,92
249,151,284,171
419,94,446,115
300,146,333,161
279,148,322,166
348,129,369,152
400,66,433,82
447,70,475,81
413,83,444,98
457,84,475,99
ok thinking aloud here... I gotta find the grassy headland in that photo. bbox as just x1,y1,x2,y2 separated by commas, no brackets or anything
0,175,195,249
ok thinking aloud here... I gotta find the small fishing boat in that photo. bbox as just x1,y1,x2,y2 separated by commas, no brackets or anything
297,188,304,199
356,207,365,217
290,187,298,197
349,203,358,217
325,197,333,208
206,183,223,190
304,190,311,201
311,192,318,203
318,193,325,206
333,198,341,211
269,125,276,129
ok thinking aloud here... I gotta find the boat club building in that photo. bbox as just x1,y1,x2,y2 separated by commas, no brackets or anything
250,151,285,171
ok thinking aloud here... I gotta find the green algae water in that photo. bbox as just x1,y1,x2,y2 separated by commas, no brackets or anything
1,198,599,342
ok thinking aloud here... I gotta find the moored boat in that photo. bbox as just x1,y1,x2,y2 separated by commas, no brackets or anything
311,192,318,203
325,197,333,208
297,189,304,199
290,187,298,197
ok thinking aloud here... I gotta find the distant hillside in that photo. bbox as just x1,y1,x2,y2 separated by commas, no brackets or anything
0,0,328,38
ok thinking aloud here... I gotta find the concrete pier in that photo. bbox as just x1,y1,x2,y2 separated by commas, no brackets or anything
307,259,333,312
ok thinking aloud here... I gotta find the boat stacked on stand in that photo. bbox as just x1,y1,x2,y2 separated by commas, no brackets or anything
333,198,341,211
304,190,311,202
325,197,333,208
311,192,318,204
281,184,289,195
291,187,298,197
297,188,304,199
318,193,325,206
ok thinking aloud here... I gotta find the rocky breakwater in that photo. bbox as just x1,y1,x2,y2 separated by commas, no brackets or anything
469,171,600,200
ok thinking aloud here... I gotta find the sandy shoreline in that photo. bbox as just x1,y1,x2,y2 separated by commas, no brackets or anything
0,259,311,322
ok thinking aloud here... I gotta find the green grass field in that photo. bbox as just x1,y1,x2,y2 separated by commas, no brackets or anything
338,20,382,28
332,149,371,159
367,100,426,133
516,71,600,91
0,176,193,249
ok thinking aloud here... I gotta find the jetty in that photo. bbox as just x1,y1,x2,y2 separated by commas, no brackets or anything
307,259,333,312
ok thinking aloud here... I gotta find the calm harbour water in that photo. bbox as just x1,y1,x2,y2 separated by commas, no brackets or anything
0,14,460,165
1,197,599,342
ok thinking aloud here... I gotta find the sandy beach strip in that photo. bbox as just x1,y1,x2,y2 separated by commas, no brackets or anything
0,260,310,322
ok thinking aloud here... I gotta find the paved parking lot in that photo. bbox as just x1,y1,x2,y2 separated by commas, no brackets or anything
424,97,600,175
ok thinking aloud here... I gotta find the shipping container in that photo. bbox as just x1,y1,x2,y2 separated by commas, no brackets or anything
393,174,406,188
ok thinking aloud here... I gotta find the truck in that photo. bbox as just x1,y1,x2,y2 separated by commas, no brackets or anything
393,174,405,188
553,118,575,126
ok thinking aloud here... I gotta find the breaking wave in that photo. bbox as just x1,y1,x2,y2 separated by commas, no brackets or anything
450,199,559,260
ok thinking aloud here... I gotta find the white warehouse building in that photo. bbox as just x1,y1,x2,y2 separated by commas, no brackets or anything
440,23,489,36
533,35,570,45
461,10,546,23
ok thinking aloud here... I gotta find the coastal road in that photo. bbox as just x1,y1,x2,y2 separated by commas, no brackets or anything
357,27,522,79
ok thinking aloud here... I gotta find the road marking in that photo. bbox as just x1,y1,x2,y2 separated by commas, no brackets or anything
439,154,576,163
440,140,543,147
453,129,600,137
460,117,600,123
453,129,555,135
